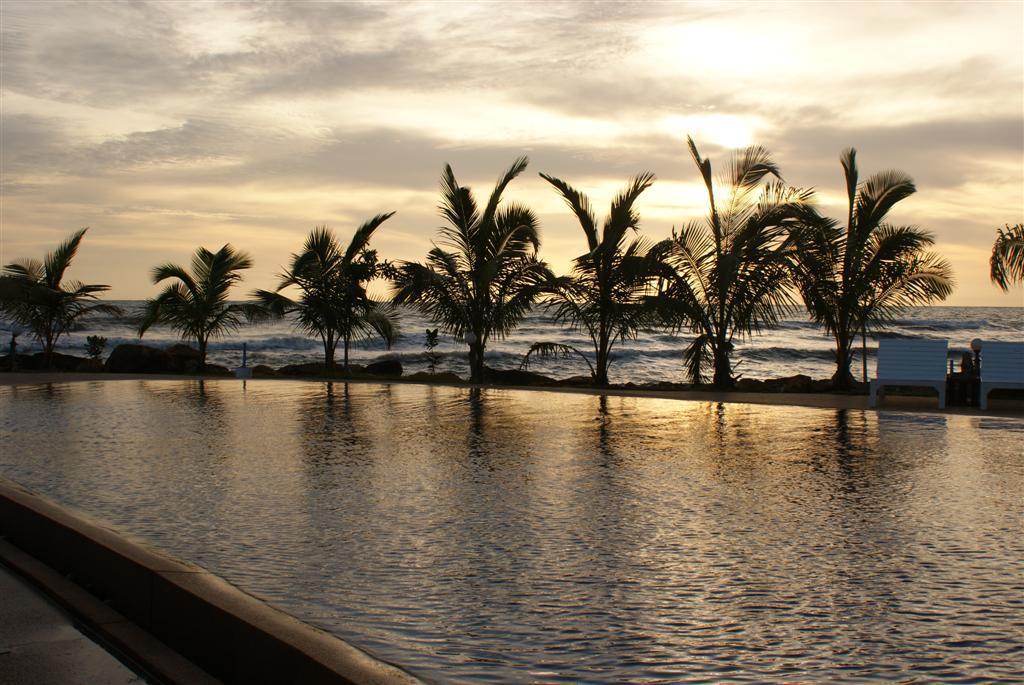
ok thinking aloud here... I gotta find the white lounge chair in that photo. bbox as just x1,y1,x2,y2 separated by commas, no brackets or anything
869,339,948,409
979,341,1024,410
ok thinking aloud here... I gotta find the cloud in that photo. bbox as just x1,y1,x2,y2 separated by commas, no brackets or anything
1,0,1021,303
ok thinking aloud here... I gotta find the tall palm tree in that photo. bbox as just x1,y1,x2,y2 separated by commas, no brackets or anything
1,228,121,367
253,216,399,373
534,171,668,386
655,137,817,388
392,157,553,384
790,148,954,390
990,223,1024,291
138,244,255,369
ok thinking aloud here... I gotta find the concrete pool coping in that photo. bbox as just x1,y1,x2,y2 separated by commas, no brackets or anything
2,371,1023,418
0,479,423,685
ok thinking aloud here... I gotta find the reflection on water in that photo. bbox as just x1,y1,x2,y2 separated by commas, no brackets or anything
1,380,1022,683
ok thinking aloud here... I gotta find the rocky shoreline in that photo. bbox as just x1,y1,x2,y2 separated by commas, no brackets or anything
0,342,863,395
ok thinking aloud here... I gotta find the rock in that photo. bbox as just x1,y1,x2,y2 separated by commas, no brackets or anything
338,364,366,376
166,345,202,374
642,380,688,391
26,352,87,371
555,375,593,387
277,362,327,377
809,378,832,393
105,344,173,374
0,353,33,371
76,358,104,372
252,365,278,378
366,358,403,376
736,378,767,392
484,366,555,386
202,364,232,376
405,371,462,383
764,374,814,393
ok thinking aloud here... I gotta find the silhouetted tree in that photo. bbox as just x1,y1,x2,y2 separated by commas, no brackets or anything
655,137,816,388
139,244,255,369
252,217,398,373
1,228,121,367
392,158,553,383
790,148,954,389
536,171,668,386
990,223,1024,291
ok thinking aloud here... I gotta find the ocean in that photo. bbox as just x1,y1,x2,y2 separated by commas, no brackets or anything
4,304,1022,384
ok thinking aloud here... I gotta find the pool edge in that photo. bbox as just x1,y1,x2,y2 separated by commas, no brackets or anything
0,477,424,685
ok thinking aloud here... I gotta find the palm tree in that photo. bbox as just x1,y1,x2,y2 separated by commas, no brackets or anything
252,216,399,373
138,244,255,369
534,171,668,386
392,157,553,384
990,223,1024,291
1,228,121,367
655,137,817,388
790,148,954,390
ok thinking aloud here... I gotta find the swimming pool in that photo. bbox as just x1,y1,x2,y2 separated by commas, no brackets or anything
2,380,1021,682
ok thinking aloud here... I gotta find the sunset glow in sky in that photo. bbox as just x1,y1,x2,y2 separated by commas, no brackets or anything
2,1,1022,305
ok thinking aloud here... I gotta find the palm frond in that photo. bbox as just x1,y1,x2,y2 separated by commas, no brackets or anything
991,223,1024,291
520,341,595,378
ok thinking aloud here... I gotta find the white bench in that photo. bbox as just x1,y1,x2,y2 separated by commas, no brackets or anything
869,339,948,409
979,341,1024,410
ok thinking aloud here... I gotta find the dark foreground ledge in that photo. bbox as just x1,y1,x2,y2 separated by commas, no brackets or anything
0,478,423,685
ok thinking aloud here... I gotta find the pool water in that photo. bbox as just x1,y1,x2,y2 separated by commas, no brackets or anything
2,380,1022,683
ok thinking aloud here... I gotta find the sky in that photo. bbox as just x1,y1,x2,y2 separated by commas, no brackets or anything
1,0,1022,305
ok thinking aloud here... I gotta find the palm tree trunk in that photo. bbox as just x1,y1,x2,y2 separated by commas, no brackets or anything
198,337,207,371
44,330,56,369
324,335,335,375
832,332,855,391
469,342,485,384
861,325,868,385
594,355,609,387
712,351,731,388
595,328,610,387
712,334,732,389
343,334,350,372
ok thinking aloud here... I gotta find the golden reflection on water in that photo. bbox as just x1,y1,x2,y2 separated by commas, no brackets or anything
1,380,1021,683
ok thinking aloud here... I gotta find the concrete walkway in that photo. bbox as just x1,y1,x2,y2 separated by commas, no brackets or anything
0,564,142,685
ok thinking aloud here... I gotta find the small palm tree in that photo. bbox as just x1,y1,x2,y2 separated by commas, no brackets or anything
1,228,121,367
138,244,255,369
990,223,1024,291
535,171,667,386
392,158,553,384
253,216,399,373
790,148,954,389
655,137,816,388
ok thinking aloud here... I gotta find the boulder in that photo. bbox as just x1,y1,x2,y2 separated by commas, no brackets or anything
202,364,232,377
338,364,366,376
277,362,327,377
764,374,815,393
105,344,172,374
809,378,832,393
0,353,33,371
555,375,593,387
76,358,104,373
484,366,555,386
735,378,767,392
405,371,462,383
252,365,278,378
166,345,202,374
26,352,87,371
366,358,403,376
642,380,688,391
